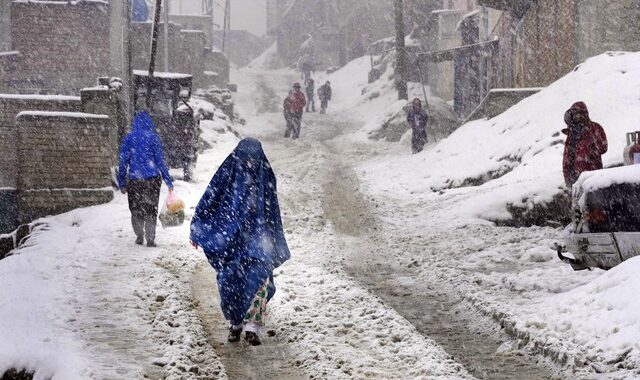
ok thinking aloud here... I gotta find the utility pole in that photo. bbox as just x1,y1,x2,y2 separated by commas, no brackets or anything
147,0,163,107
162,0,170,72
394,0,408,100
221,0,230,54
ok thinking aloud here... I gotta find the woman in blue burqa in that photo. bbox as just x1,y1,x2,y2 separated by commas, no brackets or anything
190,138,290,346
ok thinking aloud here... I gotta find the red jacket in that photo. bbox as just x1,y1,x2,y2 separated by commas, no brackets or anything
562,102,608,186
289,90,306,114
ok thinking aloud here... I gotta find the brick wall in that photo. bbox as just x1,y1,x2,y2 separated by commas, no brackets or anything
0,95,82,189
15,112,113,223
10,0,110,94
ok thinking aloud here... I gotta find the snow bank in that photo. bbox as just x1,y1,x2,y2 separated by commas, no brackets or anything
521,256,640,369
359,51,640,223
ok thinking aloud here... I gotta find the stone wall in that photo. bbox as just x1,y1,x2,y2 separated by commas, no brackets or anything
0,95,82,189
10,0,111,94
16,112,113,223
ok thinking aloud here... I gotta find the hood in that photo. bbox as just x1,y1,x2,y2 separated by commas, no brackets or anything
569,101,590,121
132,111,156,131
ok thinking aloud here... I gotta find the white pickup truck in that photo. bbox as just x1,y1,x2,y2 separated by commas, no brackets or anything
558,164,640,271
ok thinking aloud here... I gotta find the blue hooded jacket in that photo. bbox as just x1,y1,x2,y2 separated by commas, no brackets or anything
190,138,290,325
117,111,173,189
132,0,148,22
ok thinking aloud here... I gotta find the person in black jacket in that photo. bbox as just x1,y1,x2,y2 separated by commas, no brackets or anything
317,81,332,114
406,98,429,154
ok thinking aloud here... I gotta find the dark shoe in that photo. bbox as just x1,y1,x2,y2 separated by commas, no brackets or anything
135,236,144,245
146,241,156,247
228,326,242,343
244,331,261,346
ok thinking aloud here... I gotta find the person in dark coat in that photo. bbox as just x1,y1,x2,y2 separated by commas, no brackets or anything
406,98,429,154
305,78,316,113
118,111,174,247
317,81,332,114
190,138,291,346
287,83,306,139
562,101,608,187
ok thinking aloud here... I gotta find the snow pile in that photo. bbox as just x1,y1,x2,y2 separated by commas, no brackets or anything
246,42,284,71
520,256,640,370
320,55,457,141
573,164,640,208
359,51,640,223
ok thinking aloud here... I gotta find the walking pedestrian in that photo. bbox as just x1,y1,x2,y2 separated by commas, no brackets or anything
190,138,291,346
283,90,295,138
562,101,608,187
317,81,332,114
406,98,429,154
117,110,174,247
305,78,316,113
287,83,306,139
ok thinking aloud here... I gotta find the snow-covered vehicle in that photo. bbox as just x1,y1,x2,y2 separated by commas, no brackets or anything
133,70,200,181
558,165,640,271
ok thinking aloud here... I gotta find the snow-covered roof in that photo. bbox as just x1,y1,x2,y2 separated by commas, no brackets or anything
133,70,192,79
489,87,545,93
12,0,108,6
457,9,480,29
0,94,80,101
16,111,108,119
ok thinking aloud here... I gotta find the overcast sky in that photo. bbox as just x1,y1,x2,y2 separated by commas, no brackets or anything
170,0,267,37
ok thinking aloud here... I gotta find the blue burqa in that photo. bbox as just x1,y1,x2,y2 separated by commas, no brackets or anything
190,138,291,325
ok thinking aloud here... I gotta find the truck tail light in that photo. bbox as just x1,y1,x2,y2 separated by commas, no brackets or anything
585,208,608,223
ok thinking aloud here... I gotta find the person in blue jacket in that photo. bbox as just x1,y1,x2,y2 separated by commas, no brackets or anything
118,111,174,247
190,138,290,346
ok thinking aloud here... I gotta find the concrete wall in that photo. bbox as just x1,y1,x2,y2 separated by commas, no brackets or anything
16,112,113,223
10,0,111,94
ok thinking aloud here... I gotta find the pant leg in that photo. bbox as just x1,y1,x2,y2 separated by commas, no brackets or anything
142,176,162,243
284,114,293,138
244,280,270,333
291,115,301,139
412,128,427,154
127,179,146,238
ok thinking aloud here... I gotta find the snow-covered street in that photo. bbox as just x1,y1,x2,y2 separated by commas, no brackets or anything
3,56,640,379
